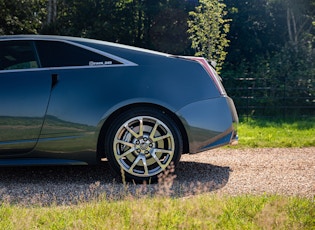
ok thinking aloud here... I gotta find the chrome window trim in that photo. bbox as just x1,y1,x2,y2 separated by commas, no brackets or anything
0,38,138,72
0,63,136,74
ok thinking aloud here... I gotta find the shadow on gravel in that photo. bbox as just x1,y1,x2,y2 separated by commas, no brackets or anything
0,161,230,206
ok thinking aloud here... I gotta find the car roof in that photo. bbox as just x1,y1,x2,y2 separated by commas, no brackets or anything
0,34,169,58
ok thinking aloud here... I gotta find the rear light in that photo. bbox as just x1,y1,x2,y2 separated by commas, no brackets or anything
179,56,227,95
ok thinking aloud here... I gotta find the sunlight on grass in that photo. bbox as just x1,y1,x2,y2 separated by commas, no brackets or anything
1,195,314,229
234,118,315,148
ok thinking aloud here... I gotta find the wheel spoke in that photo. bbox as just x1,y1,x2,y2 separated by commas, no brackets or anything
149,121,159,139
142,156,149,175
150,151,165,168
154,148,174,155
128,155,141,173
127,155,148,175
139,117,144,136
153,133,171,142
116,147,135,159
115,139,134,148
124,125,140,139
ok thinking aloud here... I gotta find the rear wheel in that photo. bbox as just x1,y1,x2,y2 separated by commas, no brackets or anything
105,107,183,182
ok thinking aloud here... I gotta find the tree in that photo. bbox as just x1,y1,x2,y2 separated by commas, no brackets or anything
222,0,314,117
149,0,195,54
0,0,46,35
187,0,231,72
46,0,57,24
41,0,195,55
268,0,314,47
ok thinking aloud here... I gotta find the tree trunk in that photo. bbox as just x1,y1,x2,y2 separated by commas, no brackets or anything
47,0,57,24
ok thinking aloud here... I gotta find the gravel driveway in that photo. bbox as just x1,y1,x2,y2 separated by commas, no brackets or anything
0,147,314,206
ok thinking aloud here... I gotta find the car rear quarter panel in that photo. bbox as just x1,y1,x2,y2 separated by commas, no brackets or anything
177,96,237,153
35,57,220,161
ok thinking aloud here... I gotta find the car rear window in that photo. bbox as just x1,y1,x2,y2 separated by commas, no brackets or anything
35,40,121,68
0,40,39,70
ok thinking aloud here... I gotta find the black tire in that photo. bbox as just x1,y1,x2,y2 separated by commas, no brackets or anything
105,107,183,183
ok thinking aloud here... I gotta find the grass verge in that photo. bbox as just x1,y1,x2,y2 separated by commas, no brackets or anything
234,117,315,148
0,195,314,229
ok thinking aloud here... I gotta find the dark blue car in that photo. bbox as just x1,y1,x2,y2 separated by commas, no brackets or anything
0,35,238,182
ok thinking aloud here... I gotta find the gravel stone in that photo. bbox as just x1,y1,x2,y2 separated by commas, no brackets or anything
0,147,314,206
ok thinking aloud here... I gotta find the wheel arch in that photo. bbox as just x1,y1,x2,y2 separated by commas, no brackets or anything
96,103,189,161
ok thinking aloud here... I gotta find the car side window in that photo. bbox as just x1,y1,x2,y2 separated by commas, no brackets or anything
0,41,39,71
36,40,121,68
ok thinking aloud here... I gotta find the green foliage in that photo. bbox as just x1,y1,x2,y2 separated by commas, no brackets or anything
0,195,314,229
37,0,195,55
0,0,46,35
222,0,314,118
187,0,231,72
222,45,314,117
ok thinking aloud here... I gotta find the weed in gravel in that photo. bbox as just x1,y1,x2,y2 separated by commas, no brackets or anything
156,162,177,197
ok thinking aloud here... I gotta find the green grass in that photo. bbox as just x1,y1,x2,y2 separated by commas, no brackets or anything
0,195,314,229
235,117,315,148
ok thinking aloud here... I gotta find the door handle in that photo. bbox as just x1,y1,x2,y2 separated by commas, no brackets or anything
51,74,58,88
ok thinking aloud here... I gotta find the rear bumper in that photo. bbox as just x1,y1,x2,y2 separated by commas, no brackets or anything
177,96,238,153
227,96,239,145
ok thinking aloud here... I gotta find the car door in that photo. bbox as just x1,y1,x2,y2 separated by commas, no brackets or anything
0,40,51,154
